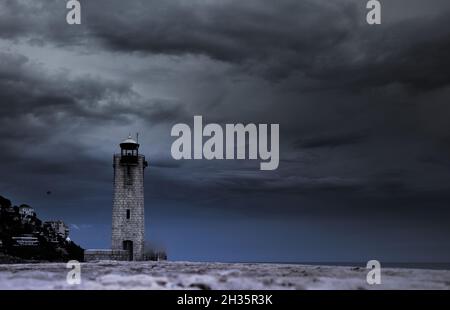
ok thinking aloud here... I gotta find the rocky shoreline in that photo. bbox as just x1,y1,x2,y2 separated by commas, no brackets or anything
0,254,45,264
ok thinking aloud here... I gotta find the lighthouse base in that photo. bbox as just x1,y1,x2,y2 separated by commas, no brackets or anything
83,249,129,262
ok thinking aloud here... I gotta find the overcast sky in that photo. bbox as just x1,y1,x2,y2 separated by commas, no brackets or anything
1,0,450,263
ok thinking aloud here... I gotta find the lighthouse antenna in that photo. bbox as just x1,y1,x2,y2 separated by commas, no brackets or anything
136,132,139,143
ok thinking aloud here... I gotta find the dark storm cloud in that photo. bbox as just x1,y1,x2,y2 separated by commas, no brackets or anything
0,51,186,126
90,0,450,90
294,131,370,149
87,0,450,91
0,49,187,201
86,1,355,61
3,0,450,90
0,0,88,45
216,174,365,194
70,0,450,90
1,0,450,199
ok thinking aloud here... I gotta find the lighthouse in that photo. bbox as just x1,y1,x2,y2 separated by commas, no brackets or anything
111,135,147,261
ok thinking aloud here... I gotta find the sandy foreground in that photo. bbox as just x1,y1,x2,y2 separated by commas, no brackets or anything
0,261,449,290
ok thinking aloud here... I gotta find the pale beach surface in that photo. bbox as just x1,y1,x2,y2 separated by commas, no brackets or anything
0,261,450,290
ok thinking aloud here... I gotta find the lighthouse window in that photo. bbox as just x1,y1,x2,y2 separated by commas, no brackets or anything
125,166,132,185
126,209,130,219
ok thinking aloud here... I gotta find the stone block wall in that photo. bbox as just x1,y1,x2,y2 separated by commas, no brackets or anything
84,249,129,262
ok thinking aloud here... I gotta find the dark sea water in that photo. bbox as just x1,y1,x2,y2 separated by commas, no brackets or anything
230,261,450,270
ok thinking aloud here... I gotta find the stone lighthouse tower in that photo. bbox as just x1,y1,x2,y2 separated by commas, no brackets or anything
112,135,147,261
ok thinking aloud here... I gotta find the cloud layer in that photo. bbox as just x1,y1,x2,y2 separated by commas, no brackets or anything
1,0,450,261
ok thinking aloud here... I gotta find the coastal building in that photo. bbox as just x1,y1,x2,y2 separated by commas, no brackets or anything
18,205,36,218
43,221,69,242
12,234,39,247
